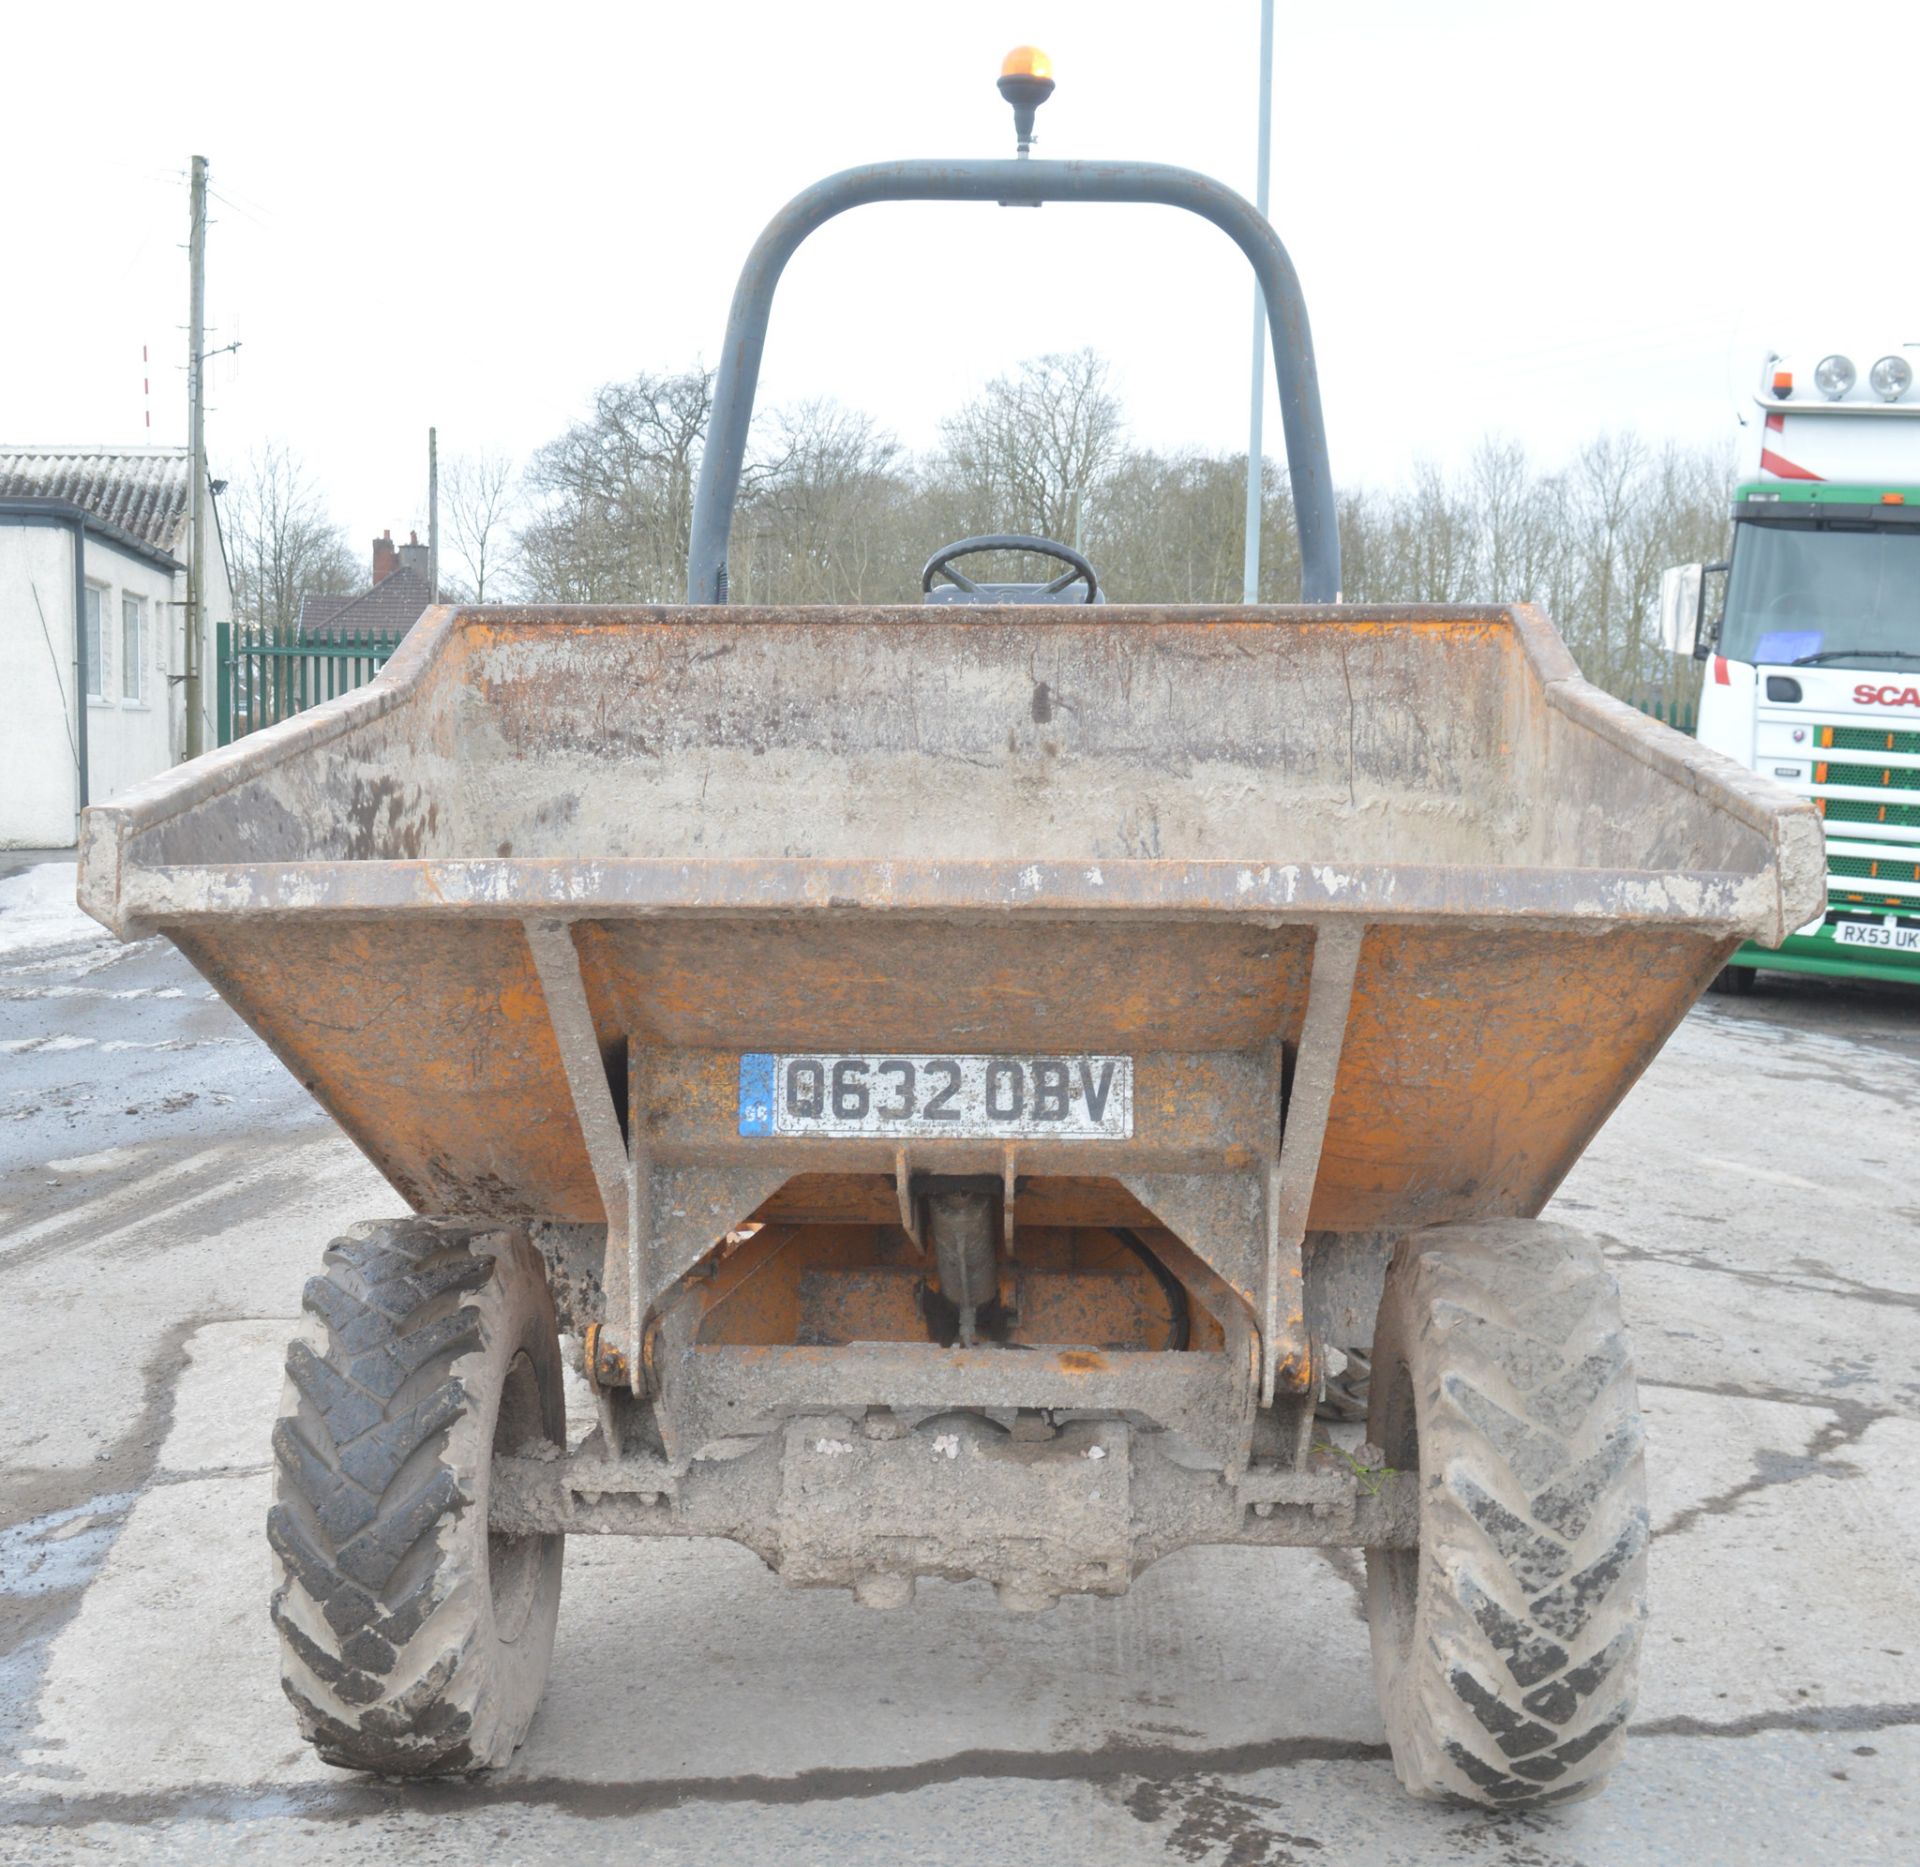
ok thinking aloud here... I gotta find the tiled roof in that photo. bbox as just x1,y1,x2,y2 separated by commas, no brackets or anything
298,564,433,641
297,590,354,635
0,446,193,556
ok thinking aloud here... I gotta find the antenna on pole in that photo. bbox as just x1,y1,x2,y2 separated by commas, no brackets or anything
1242,0,1274,604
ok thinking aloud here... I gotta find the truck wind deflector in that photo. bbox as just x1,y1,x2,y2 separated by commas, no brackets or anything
685,158,1340,604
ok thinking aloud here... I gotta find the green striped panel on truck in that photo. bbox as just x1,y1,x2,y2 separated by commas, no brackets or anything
1830,853,1920,884
1811,721,1920,915
1820,724,1920,757
1819,762,1920,797
1822,796,1920,829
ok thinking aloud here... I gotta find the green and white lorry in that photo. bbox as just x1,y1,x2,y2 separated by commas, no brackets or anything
1661,343,1920,987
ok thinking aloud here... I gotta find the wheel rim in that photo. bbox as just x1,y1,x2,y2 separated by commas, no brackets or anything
1376,1358,1422,1674
488,1348,546,1646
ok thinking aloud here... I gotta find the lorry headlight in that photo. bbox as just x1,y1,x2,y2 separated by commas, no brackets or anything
1814,354,1856,399
1869,355,1914,402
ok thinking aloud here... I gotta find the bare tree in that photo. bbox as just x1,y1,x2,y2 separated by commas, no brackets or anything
1092,450,1250,601
733,401,916,603
507,345,1735,718
442,450,520,600
1469,436,1540,602
937,348,1125,548
1334,429,1729,706
517,368,713,602
224,442,358,637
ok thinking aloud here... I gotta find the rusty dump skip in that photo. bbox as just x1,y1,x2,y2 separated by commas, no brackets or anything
77,600,1821,1397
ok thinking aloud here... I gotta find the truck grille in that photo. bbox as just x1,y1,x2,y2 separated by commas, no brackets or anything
1816,760,1920,799
1829,852,1920,885
1819,724,1920,757
1822,796,1920,829
1806,721,1920,916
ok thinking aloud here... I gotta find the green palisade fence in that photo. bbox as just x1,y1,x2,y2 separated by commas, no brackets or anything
216,624,407,747
1632,694,1697,735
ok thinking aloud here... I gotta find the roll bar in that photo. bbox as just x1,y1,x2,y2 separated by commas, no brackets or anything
685,158,1340,604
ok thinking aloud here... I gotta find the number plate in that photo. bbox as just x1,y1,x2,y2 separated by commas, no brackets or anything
1833,920,1920,953
737,1053,1133,1139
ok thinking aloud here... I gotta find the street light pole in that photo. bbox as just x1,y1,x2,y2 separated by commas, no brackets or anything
1241,0,1274,604
185,156,208,757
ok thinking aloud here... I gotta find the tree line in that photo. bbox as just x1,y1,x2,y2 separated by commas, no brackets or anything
228,349,1731,711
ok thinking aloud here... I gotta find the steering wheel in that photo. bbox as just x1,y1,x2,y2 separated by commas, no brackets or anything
921,533,1101,602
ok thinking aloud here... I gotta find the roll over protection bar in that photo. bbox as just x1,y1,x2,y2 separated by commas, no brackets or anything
685,158,1340,605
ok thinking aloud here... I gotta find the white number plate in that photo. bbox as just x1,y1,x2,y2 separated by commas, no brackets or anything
737,1053,1133,1139
1833,921,1920,953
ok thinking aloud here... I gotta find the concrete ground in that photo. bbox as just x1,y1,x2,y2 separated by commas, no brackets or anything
2,853,1916,1865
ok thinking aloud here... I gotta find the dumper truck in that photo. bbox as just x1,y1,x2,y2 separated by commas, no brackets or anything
1660,341,1920,987
77,49,1824,1807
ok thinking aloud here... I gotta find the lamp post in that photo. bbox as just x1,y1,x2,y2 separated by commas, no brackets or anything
1242,0,1275,604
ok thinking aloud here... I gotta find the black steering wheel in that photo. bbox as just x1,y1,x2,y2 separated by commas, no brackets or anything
921,533,1101,602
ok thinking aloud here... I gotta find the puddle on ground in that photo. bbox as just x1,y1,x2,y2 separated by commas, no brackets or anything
0,1494,138,1599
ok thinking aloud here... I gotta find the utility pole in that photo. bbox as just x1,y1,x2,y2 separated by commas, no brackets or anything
1241,0,1274,605
428,427,440,602
185,155,208,758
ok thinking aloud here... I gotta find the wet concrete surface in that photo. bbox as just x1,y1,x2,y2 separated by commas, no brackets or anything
1,855,1917,1864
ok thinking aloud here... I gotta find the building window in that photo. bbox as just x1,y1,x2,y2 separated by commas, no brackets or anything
83,585,107,700
122,594,145,702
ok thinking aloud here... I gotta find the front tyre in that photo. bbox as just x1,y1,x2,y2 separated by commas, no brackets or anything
268,1218,565,1776
1366,1219,1647,1806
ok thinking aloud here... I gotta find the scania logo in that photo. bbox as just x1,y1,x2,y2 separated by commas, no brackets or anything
1854,683,1920,708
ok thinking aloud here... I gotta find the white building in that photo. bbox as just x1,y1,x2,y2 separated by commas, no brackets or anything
0,448,232,849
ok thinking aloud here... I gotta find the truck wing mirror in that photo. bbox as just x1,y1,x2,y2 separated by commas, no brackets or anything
1657,564,1704,657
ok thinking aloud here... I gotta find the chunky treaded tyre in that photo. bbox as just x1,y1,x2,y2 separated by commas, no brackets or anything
1707,964,1757,996
268,1218,565,1776
1365,1219,1647,1806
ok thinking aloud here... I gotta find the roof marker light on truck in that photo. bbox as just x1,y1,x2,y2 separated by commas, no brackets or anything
1814,355,1857,400
1772,370,1793,398
1870,355,1914,401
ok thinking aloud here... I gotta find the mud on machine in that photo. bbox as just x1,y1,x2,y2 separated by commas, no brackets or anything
78,48,1822,1803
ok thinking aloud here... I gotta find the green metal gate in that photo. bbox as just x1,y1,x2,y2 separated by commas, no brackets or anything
216,624,407,747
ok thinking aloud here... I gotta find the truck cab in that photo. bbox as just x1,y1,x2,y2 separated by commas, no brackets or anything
1661,344,1920,984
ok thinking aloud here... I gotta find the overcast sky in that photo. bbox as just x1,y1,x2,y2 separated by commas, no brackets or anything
6,0,1909,566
